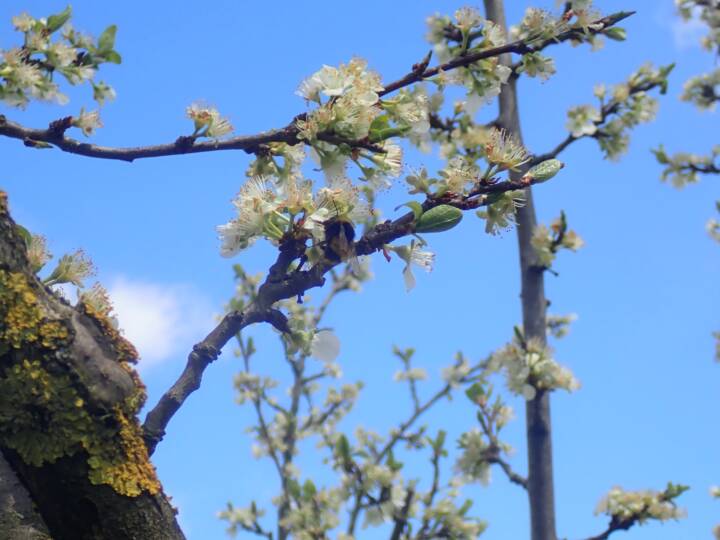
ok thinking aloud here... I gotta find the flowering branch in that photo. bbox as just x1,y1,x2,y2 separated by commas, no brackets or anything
584,483,689,540
529,69,672,167
142,167,556,452
0,12,631,163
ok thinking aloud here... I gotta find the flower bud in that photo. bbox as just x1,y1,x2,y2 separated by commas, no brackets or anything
604,27,627,41
523,159,564,184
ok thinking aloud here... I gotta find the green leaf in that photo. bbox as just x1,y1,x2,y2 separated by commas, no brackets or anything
302,479,317,500
369,126,410,142
46,6,72,33
368,114,390,133
103,50,122,64
287,479,301,500
98,25,117,53
395,201,423,220
513,325,525,344
652,145,669,164
336,435,351,463
433,430,447,452
459,498,473,515
387,449,404,472
415,205,463,233
14,224,33,248
465,383,485,404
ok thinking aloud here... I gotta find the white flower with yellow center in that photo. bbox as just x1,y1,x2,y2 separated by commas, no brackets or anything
72,108,103,137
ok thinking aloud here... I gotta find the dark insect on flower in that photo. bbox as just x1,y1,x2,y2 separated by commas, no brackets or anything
323,217,356,263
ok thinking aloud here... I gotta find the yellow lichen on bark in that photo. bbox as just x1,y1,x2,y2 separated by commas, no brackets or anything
0,270,159,497
79,299,139,365
87,406,161,497
0,270,68,349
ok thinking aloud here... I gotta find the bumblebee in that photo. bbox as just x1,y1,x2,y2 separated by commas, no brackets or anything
322,217,356,263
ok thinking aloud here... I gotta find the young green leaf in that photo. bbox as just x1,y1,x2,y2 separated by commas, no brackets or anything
415,204,463,233
46,6,72,33
98,25,117,53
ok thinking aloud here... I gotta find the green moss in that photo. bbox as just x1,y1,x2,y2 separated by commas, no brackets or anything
0,270,159,497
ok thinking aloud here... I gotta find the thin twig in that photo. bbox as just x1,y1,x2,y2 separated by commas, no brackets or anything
528,78,666,167
417,440,443,538
390,489,415,540
582,516,638,540
490,453,528,490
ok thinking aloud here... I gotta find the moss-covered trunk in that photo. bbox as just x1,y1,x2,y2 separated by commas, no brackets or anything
0,190,184,540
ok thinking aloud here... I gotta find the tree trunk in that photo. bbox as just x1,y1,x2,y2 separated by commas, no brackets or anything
0,452,51,539
482,3,558,540
0,190,185,540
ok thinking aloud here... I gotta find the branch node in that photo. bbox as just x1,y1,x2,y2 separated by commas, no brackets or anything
47,116,73,139
412,50,433,75
191,342,220,363
263,309,291,333
174,135,197,151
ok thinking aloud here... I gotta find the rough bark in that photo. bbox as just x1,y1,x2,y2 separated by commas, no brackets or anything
0,190,185,540
482,2,558,540
0,452,51,540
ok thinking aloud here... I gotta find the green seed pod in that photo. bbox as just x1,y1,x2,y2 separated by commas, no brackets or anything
415,204,463,233
524,159,564,183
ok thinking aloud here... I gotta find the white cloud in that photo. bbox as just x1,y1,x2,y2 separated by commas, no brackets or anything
671,15,706,50
655,1,706,51
108,277,215,370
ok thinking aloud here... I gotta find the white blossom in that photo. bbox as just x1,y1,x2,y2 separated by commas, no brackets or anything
566,104,601,137
311,330,341,362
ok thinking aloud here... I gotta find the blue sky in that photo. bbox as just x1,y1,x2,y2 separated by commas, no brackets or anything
1,1,718,539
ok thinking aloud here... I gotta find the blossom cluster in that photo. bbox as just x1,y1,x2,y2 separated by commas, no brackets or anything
489,333,579,400
595,484,688,524
295,57,415,188
654,144,720,188
567,63,670,160
1,7,117,112
681,69,720,111
546,313,578,340
530,212,584,268
43,248,95,288
476,190,526,235
217,173,370,258
425,8,511,113
676,0,720,53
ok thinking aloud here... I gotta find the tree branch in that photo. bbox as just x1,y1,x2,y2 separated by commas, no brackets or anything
489,452,528,490
390,489,415,540
528,77,667,167
582,516,638,540
0,12,631,163
142,308,287,453
142,173,547,453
